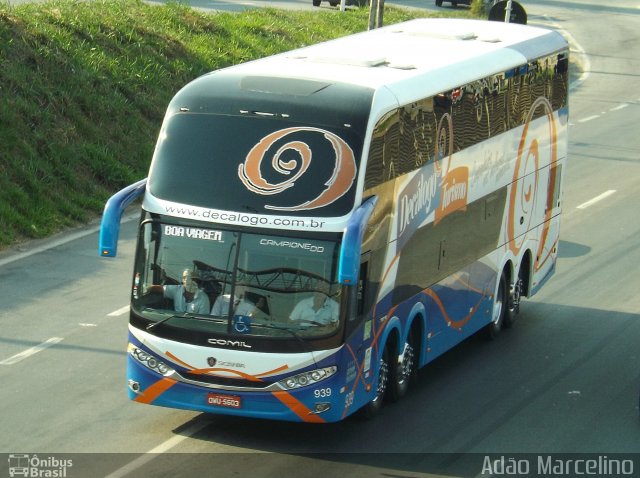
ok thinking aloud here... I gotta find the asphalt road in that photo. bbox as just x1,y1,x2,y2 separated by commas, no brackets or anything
1,0,639,476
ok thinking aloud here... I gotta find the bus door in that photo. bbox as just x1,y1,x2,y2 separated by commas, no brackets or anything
344,253,376,388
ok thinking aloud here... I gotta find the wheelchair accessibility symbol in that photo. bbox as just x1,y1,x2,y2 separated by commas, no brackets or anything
232,315,251,334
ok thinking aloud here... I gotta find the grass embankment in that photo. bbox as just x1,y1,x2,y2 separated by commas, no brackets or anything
0,0,474,250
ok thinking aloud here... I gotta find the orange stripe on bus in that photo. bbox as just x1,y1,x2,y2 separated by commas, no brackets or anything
422,288,483,330
165,351,193,369
134,377,177,404
271,391,325,423
165,350,287,381
189,368,263,382
255,364,289,377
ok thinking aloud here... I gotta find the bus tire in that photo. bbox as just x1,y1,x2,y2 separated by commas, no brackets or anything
486,271,508,340
504,267,523,328
388,330,417,402
360,345,390,418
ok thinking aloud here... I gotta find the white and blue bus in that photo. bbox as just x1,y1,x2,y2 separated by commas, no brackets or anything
100,18,568,423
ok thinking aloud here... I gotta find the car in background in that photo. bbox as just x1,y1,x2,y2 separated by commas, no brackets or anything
436,0,498,8
313,0,368,6
436,0,471,6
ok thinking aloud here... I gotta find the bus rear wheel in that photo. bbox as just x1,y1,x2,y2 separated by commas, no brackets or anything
504,267,523,328
360,345,390,418
486,271,508,340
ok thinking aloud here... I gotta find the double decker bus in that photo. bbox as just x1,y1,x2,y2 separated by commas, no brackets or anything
99,18,569,423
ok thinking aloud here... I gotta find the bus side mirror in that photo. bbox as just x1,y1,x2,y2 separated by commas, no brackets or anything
99,178,147,258
338,196,378,285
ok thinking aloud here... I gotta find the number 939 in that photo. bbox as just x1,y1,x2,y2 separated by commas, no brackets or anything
313,388,332,398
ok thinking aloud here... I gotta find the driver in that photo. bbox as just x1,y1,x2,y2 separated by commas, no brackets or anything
289,282,339,325
149,268,210,314
211,285,255,317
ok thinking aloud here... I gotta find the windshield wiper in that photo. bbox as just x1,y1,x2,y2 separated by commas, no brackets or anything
254,322,302,338
146,312,189,331
252,322,317,357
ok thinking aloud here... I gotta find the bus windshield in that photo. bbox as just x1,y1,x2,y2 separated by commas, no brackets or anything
132,220,343,339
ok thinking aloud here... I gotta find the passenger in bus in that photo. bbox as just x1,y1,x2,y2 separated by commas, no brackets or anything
289,283,339,325
211,285,256,317
148,269,210,314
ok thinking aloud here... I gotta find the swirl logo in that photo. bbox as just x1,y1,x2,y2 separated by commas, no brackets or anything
507,97,557,258
433,111,469,225
434,112,453,177
238,127,356,212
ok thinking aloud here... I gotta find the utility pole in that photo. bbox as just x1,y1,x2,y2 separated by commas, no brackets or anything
504,0,513,22
368,0,385,30
487,0,527,24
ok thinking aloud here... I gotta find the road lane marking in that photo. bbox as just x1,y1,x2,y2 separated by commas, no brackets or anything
576,190,616,210
575,102,631,124
103,419,211,478
610,103,629,112
0,337,64,365
108,305,130,317
577,115,600,123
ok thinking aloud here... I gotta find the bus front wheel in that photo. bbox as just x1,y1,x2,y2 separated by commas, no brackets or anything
388,331,417,402
360,345,390,418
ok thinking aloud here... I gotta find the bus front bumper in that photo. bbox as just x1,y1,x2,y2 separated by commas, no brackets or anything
127,352,348,423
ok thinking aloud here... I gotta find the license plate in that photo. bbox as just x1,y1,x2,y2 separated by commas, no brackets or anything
207,393,242,409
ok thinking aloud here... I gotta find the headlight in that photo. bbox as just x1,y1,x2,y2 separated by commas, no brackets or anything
128,344,173,376
277,366,337,390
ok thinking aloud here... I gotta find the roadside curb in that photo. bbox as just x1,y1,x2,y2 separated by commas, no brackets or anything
0,210,140,268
